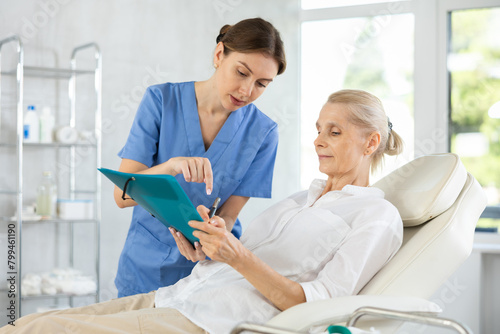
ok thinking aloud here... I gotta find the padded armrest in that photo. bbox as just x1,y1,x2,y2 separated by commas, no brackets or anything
265,295,442,332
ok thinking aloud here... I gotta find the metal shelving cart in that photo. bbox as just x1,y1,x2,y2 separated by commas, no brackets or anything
0,35,101,320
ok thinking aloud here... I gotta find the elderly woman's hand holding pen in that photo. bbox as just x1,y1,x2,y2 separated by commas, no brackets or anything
188,212,246,266
169,197,227,262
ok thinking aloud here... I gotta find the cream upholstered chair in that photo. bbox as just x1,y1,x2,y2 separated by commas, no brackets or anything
231,153,487,334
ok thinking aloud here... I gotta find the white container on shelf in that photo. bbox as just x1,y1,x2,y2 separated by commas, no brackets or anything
23,105,39,143
57,199,94,220
55,125,78,144
39,106,55,143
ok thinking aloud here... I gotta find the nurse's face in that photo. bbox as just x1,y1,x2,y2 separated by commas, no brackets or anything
314,103,371,178
214,43,279,111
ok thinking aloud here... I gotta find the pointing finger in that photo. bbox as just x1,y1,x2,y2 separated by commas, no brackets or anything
203,158,213,195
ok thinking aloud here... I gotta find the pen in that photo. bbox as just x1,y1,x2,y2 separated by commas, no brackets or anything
208,197,221,219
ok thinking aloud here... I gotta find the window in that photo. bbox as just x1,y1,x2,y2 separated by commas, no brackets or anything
300,12,414,189
300,0,500,233
448,7,500,230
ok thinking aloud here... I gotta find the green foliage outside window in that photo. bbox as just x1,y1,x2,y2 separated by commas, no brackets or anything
450,8,500,228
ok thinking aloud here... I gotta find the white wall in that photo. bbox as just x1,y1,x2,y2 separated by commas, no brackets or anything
398,232,500,334
0,0,300,320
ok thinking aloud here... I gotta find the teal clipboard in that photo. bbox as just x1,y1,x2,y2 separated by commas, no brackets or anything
98,168,202,244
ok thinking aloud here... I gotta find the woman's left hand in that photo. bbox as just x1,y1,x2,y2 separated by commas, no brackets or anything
189,215,245,266
169,228,207,262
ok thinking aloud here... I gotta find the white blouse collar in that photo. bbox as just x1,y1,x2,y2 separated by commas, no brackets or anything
306,179,385,206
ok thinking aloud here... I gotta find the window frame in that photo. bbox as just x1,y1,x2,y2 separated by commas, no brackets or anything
299,0,443,158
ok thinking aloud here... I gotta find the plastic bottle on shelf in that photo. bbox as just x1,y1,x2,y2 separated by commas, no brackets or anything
23,105,39,143
36,171,57,218
39,107,55,143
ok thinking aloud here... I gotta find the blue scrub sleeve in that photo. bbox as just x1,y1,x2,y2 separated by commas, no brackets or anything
232,125,279,198
118,87,162,167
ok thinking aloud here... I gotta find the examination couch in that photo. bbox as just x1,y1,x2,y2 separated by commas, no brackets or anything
232,153,487,334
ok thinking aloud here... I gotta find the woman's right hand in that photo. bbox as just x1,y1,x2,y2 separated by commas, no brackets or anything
114,157,213,208
163,157,213,195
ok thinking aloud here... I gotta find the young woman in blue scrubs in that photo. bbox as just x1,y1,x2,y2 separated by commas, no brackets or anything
112,18,287,297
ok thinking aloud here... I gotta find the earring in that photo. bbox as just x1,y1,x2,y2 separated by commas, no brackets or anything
214,63,218,69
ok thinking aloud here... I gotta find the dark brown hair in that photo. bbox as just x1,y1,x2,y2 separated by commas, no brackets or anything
216,18,286,75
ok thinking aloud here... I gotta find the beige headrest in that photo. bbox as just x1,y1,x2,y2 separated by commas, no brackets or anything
373,153,467,226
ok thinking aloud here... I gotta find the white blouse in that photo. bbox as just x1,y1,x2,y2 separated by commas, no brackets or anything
155,179,403,334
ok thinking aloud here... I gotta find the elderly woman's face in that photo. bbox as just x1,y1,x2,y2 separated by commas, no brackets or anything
314,103,369,177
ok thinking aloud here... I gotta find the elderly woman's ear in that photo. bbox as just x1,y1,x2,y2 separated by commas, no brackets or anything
365,131,381,156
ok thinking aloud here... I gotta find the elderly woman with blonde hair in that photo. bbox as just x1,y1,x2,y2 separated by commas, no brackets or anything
3,89,404,334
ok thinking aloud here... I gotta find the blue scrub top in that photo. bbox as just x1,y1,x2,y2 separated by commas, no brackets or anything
115,82,279,297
